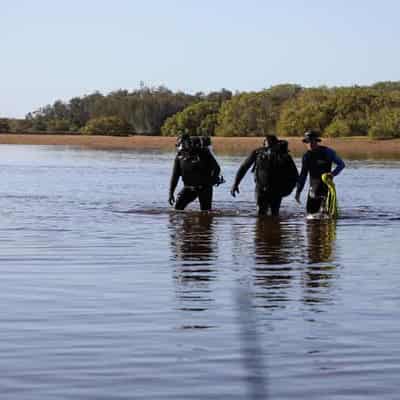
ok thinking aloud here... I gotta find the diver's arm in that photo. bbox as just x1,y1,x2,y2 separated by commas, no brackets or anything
327,148,345,176
207,151,221,180
296,153,309,195
169,156,181,204
287,154,299,179
230,150,257,197
232,150,257,188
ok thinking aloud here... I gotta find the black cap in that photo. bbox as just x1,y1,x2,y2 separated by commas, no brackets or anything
303,130,321,143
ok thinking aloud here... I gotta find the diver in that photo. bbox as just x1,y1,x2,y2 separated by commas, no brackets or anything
230,135,298,216
295,130,345,215
169,134,223,211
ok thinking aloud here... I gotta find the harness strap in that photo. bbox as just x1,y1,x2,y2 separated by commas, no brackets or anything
184,184,210,191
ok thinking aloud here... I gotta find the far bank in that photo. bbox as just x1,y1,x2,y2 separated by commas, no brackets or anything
0,134,400,160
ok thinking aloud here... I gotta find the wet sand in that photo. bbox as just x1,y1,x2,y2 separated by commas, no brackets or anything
1,134,400,159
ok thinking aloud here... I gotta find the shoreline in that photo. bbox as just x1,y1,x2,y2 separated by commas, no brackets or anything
1,134,400,159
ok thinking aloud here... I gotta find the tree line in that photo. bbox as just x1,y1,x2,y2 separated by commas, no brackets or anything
3,81,400,139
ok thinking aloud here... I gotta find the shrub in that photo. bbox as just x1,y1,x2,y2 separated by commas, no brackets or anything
10,119,33,133
324,119,351,137
216,92,277,137
80,116,133,136
47,119,71,132
161,101,220,136
277,88,333,136
0,118,10,133
368,108,400,139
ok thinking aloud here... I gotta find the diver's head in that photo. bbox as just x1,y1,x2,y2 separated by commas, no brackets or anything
303,130,321,149
176,134,191,152
264,134,279,147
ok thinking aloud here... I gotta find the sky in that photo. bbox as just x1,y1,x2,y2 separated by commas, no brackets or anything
1,0,400,118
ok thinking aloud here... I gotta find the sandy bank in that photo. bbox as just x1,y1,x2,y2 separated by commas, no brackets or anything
1,134,400,159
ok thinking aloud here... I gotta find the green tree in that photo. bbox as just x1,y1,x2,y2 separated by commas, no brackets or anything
215,85,301,137
277,88,333,136
203,89,232,104
267,84,303,105
198,113,219,135
24,86,199,135
19,81,400,138
10,118,33,133
161,101,220,136
216,92,275,136
324,119,351,137
27,113,47,132
80,116,133,136
47,119,71,132
368,108,400,139
69,97,90,128
0,118,10,133
371,81,400,92
327,87,375,135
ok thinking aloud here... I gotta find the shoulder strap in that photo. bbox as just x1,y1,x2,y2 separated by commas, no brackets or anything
252,147,269,172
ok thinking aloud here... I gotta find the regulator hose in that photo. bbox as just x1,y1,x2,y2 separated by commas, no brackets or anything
321,173,339,218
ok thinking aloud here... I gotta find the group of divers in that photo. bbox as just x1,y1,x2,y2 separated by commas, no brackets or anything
168,130,345,218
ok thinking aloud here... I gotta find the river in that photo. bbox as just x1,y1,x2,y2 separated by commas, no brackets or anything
0,145,399,399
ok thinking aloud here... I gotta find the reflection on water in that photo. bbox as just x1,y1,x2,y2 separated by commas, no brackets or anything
252,218,301,309
254,218,302,265
251,218,339,309
303,220,338,307
169,212,217,314
169,212,217,264
306,220,336,264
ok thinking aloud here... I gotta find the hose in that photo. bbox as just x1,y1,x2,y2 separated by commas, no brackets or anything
321,173,339,218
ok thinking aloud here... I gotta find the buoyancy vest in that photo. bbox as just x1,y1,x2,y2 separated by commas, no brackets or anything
177,149,217,187
254,141,298,197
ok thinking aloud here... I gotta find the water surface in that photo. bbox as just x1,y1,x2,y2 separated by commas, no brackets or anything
0,145,399,399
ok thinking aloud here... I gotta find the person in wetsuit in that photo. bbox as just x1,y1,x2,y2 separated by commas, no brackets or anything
295,130,345,215
169,134,221,211
230,135,298,216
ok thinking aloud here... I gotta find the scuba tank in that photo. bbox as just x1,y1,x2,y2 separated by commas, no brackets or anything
176,135,224,187
189,136,211,150
252,140,297,196
176,135,212,153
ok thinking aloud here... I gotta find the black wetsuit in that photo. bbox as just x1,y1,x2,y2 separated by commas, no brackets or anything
232,143,298,216
297,145,345,214
169,149,221,211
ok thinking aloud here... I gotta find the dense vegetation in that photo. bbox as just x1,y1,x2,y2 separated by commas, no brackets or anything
4,82,400,139
0,118,10,133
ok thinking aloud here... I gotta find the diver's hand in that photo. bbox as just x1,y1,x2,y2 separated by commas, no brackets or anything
215,176,225,186
168,193,175,206
295,191,301,204
230,185,240,197
325,172,333,180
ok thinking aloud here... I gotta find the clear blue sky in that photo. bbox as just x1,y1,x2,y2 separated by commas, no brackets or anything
1,0,400,118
